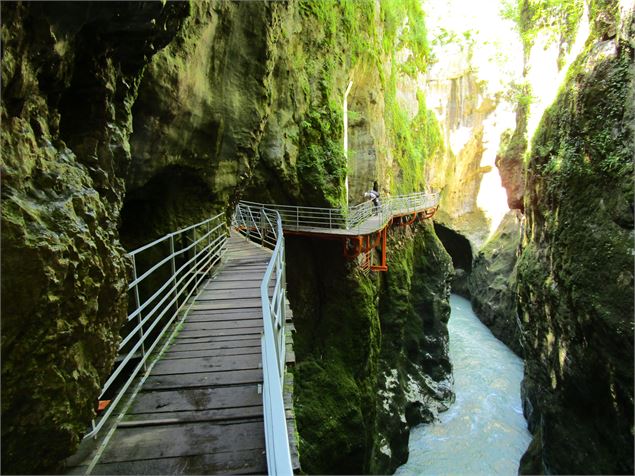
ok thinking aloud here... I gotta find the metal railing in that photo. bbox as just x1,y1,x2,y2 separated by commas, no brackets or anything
239,191,439,234
233,204,293,476
85,214,228,439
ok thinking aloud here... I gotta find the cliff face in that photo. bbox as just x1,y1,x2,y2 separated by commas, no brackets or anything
371,223,453,473
286,221,453,475
516,4,634,473
1,3,188,472
2,1,454,473
468,211,523,355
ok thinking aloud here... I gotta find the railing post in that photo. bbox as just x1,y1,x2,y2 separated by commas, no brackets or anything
170,234,178,308
192,228,198,280
131,255,147,370
260,208,267,246
329,209,332,229
296,207,299,230
207,220,212,277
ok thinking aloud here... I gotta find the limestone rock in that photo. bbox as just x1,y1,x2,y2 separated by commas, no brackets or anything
495,105,527,211
0,2,187,472
516,14,634,474
468,210,523,356
371,222,454,474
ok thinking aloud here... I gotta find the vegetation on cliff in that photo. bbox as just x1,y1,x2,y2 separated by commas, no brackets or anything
1,3,188,472
468,211,524,356
280,2,452,473
371,222,453,473
2,0,454,473
516,3,634,472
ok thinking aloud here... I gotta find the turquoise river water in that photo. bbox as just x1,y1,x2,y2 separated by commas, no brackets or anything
396,294,532,475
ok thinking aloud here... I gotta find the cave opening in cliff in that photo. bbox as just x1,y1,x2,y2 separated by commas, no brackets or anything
433,222,473,272
119,165,216,251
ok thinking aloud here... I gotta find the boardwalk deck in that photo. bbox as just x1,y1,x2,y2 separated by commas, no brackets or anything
71,232,295,475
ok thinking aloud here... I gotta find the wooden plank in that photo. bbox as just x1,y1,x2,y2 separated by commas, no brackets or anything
196,288,263,300
151,353,261,375
188,307,261,316
189,298,263,311
204,279,265,291
122,405,263,424
180,319,262,332
172,334,262,346
173,327,263,339
184,311,263,323
92,448,266,475
165,339,261,354
162,346,261,360
143,369,263,390
206,274,268,282
98,420,265,463
129,385,261,414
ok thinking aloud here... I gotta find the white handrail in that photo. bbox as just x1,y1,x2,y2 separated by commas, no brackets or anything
239,191,439,233
84,214,228,439
233,204,293,475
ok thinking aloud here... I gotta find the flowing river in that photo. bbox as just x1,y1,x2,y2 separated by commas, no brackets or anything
396,294,532,475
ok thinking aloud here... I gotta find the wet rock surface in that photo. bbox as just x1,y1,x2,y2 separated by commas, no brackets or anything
371,223,454,474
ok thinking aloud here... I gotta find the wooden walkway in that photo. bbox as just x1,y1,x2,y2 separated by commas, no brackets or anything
69,232,297,475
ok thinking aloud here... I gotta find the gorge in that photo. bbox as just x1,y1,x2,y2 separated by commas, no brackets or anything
1,0,633,475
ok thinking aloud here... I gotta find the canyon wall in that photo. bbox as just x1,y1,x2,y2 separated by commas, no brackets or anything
516,2,634,473
1,3,188,472
1,1,453,473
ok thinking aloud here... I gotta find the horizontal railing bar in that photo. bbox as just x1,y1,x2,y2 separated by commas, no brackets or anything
126,235,226,321
128,214,224,257
103,246,220,395
128,225,223,290
121,243,220,348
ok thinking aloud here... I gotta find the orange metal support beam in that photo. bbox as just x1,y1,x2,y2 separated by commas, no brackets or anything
251,203,438,272
370,227,388,272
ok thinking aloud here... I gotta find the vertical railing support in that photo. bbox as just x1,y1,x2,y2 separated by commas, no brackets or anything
261,208,267,246
169,234,178,308
131,255,147,370
192,228,198,278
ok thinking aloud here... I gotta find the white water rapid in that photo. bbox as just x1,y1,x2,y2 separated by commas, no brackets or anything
396,294,531,475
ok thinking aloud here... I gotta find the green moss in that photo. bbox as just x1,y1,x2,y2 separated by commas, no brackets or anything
387,90,444,194
370,223,453,473
297,0,441,200
516,23,634,474
297,104,348,207
502,0,584,63
286,237,380,474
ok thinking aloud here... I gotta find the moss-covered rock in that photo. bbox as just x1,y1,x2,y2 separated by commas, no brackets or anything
496,104,528,211
287,220,453,475
0,2,187,472
2,1,453,473
516,6,634,473
286,237,380,474
371,221,454,474
468,211,524,356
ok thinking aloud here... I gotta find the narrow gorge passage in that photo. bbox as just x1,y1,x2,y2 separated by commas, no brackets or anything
396,295,531,475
